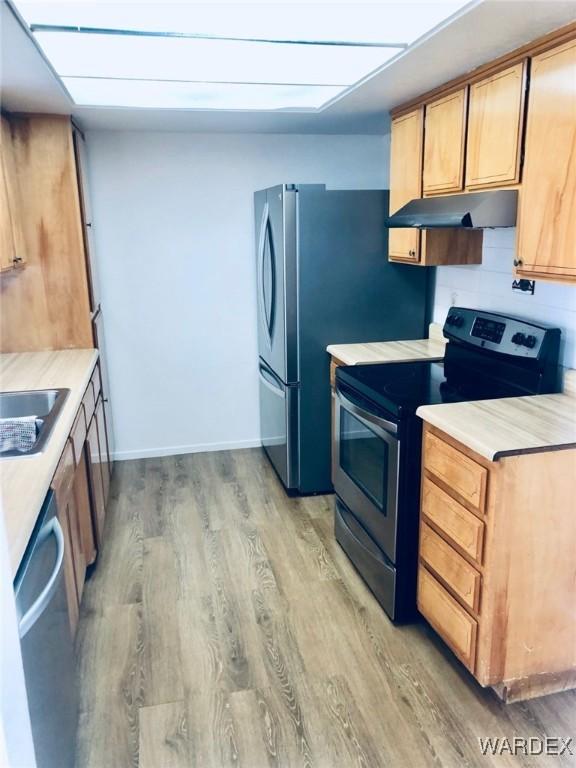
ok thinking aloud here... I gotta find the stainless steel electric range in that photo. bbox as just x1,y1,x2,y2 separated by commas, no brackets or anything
332,307,562,623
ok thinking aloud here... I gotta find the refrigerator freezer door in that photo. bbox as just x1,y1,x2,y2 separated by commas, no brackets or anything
255,186,298,384
258,358,299,489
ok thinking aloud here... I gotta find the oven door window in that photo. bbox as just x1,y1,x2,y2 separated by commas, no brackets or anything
340,408,388,513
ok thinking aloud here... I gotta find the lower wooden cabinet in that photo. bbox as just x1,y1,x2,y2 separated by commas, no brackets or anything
49,361,113,636
417,424,576,702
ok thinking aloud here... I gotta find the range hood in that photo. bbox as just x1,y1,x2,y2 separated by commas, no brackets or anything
385,189,518,229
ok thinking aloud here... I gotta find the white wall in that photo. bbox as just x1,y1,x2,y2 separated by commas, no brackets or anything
86,132,389,459
433,229,576,369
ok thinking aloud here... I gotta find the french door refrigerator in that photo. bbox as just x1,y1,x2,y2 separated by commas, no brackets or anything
255,184,429,494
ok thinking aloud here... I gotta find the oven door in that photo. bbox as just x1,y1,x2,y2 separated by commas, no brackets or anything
333,384,400,563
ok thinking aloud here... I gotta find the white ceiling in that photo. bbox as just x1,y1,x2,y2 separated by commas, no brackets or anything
1,0,575,133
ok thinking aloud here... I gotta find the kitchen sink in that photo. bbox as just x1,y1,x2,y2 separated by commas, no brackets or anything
0,389,70,458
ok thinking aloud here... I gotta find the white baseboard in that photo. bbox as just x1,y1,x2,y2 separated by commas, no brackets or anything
112,438,262,462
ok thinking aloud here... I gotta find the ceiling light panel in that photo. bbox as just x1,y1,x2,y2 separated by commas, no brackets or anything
62,78,346,110
15,2,472,46
33,31,401,87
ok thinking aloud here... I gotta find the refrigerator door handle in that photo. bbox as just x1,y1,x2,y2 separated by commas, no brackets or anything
258,363,286,398
257,202,275,347
18,518,65,639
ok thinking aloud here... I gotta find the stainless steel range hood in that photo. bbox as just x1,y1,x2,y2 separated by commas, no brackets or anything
385,189,518,229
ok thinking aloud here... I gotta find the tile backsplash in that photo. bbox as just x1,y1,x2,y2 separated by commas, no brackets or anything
433,228,576,369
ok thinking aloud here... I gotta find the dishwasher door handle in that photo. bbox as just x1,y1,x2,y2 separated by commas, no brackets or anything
18,518,65,639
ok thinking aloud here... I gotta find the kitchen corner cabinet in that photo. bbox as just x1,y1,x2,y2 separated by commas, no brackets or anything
516,39,576,282
417,424,576,703
423,88,467,195
0,116,25,272
465,62,526,189
389,108,423,262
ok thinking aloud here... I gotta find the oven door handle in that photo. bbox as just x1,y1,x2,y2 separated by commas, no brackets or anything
336,387,398,437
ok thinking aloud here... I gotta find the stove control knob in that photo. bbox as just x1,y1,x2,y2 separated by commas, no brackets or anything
525,334,537,349
512,332,526,346
451,314,464,328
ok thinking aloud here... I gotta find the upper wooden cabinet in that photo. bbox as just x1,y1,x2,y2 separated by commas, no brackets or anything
0,116,26,272
388,107,482,267
423,88,467,195
0,115,93,352
516,39,576,281
389,108,423,262
465,62,527,189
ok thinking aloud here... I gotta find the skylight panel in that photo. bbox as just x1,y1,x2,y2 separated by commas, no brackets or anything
15,2,473,46
62,78,346,110
33,31,401,87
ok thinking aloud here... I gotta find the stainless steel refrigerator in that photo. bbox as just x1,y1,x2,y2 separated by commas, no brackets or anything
255,184,430,494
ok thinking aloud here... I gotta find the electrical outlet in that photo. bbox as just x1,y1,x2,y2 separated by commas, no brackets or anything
512,279,535,295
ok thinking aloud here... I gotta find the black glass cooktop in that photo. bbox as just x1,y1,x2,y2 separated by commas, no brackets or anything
336,359,530,419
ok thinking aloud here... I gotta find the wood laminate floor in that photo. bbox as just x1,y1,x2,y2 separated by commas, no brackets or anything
76,450,576,768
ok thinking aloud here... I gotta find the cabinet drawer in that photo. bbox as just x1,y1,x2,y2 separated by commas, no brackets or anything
70,405,86,464
422,477,484,563
418,565,477,671
424,430,487,511
420,522,481,612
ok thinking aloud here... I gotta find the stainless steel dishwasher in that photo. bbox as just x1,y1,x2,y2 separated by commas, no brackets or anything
14,490,78,768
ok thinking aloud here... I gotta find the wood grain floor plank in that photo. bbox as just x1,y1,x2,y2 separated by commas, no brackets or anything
141,536,184,706
229,689,276,768
204,527,269,693
139,701,189,768
187,689,241,768
177,592,225,693
75,603,143,768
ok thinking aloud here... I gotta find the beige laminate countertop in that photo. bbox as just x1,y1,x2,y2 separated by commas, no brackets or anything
327,337,446,366
0,349,98,577
417,392,576,461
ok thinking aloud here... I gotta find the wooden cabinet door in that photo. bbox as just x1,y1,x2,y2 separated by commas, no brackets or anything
74,450,97,567
73,127,99,312
516,40,576,280
64,479,86,606
56,497,80,636
87,413,107,548
0,116,25,272
388,108,423,262
0,155,15,272
51,440,80,635
92,310,115,466
95,396,111,505
423,88,467,195
466,62,526,189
